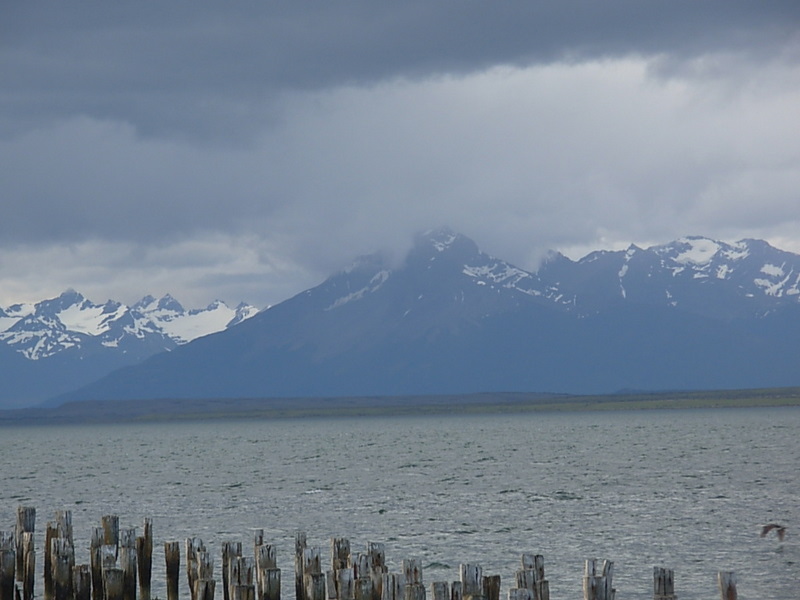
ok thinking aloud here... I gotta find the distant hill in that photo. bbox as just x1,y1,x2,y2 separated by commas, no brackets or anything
52,228,800,406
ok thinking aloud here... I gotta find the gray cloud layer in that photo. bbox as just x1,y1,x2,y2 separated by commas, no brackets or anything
1,2,799,306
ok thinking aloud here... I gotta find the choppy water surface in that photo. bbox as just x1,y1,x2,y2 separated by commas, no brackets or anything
1,408,798,599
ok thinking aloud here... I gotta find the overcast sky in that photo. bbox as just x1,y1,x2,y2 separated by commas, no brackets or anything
2,2,799,308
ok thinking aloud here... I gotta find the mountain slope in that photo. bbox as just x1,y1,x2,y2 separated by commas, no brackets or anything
55,229,800,404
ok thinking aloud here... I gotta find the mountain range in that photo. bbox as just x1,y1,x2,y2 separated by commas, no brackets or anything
0,292,257,408
27,227,800,410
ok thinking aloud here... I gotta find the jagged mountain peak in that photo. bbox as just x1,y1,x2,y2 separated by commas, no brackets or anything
0,290,257,361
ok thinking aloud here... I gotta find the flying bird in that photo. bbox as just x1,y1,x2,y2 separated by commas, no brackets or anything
760,524,786,541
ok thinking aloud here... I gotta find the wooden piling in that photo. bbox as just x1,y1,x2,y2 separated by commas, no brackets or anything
21,532,35,600
431,582,448,600
653,567,675,600
137,519,153,600
0,532,14,600
366,544,386,600
90,529,105,600
186,538,206,600
119,530,138,600
295,533,307,600
101,517,119,550
104,568,125,600
195,580,216,600
222,542,242,600
354,577,372,600
305,574,326,600
229,555,255,600
255,546,278,600
14,507,35,588
482,576,500,600
331,540,350,573
459,565,481,600
717,572,737,600
336,569,354,600
259,569,280,600
582,560,614,600
253,531,264,600
516,555,548,600
403,583,425,600
164,542,181,600
44,523,59,600
450,581,463,600
73,565,92,600
51,538,74,600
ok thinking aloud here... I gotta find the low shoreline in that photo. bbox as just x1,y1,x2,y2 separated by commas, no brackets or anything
2,387,799,426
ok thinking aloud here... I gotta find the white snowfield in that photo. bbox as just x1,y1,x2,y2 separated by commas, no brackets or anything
0,291,258,360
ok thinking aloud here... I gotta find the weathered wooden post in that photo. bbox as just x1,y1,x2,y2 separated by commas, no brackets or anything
482,576,499,600
165,542,181,600
717,572,736,600
305,574,326,600
120,529,138,600
331,539,350,573
14,507,35,588
56,511,73,546
506,591,531,600
230,556,254,600
379,574,401,600
21,532,35,600
459,565,481,600
302,547,324,600
366,544,386,600
260,569,280,600
254,530,264,600
516,555,548,600
186,538,206,600
45,523,59,600
403,560,424,600
222,542,242,600
582,560,614,600
255,546,278,600
73,565,92,600
336,569,355,600
354,577,372,600
102,517,119,550
0,532,14,600
91,529,105,600
449,581,462,600
430,582,448,600
52,538,74,600
137,519,153,600
196,580,216,600
104,568,125,600
653,567,675,600
295,533,307,600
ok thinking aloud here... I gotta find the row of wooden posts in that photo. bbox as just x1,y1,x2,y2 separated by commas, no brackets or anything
1,507,741,600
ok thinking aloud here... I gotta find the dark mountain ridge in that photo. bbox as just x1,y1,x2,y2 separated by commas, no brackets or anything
53,228,800,405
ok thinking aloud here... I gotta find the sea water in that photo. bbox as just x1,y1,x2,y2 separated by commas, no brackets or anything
1,407,798,599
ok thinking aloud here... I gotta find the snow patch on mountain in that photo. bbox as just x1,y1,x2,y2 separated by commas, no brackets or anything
674,237,720,265
325,270,391,311
0,291,258,360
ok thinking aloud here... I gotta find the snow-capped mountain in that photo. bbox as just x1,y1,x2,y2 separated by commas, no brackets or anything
51,228,800,407
537,235,800,319
0,290,258,361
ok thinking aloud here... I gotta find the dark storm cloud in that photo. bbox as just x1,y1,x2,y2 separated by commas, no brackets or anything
1,2,799,307
2,2,797,140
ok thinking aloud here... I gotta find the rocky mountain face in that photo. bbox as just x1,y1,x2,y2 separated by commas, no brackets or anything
0,292,258,407
49,228,800,407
